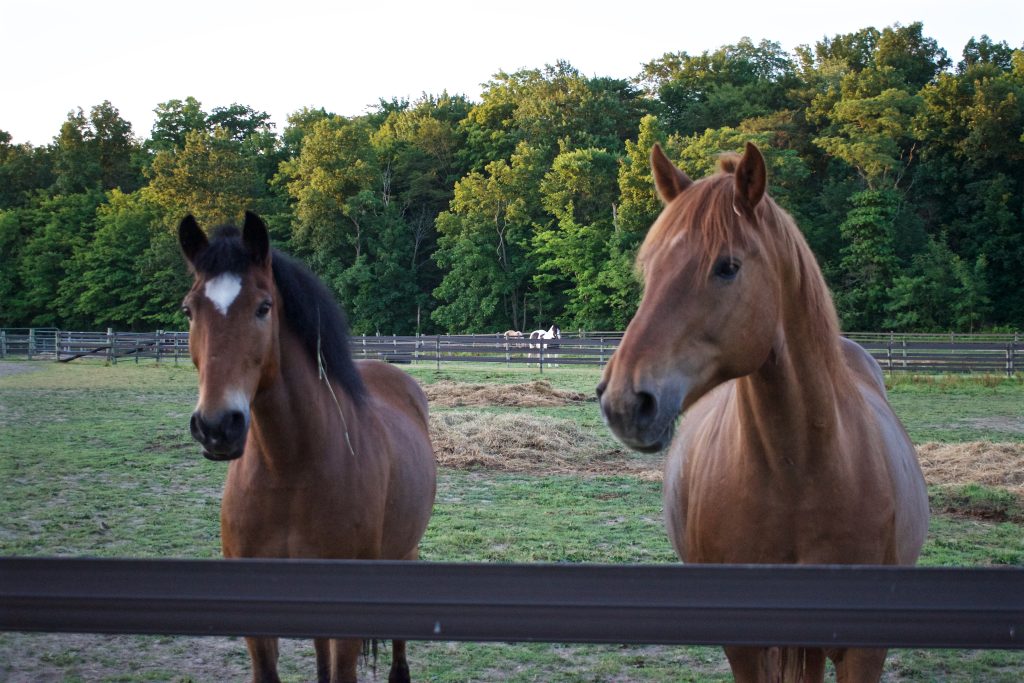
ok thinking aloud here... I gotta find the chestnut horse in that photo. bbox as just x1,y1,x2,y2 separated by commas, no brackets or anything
598,144,928,682
179,213,436,683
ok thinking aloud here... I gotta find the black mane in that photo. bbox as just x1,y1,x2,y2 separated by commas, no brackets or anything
196,226,367,405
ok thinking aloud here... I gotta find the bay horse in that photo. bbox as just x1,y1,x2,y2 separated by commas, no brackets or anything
179,212,436,683
597,144,928,682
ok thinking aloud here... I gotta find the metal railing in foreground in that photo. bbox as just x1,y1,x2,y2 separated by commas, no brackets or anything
1,557,1020,649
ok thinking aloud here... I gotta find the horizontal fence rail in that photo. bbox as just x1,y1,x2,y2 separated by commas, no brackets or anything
1,558,1021,649
1,329,1020,375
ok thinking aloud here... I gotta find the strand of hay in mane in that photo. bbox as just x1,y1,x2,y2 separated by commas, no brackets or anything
429,411,659,480
424,379,589,408
916,441,1024,495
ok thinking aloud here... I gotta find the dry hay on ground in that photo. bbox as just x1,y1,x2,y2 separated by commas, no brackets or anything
429,411,659,480
430,408,1024,494
917,441,1024,495
424,379,590,408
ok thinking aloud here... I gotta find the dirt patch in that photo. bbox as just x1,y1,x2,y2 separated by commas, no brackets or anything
430,411,660,480
424,379,590,407
917,440,1024,494
0,362,44,378
955,416,1024,435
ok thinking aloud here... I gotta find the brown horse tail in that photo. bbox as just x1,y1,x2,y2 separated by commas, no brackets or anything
361,639,378,674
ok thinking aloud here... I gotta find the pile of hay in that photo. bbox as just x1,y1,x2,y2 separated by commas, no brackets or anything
424,379,589,408
917,441,1024,495
429,411,659,479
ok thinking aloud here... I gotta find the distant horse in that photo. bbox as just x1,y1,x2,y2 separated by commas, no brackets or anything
528,325,561,365
503,330,524,338
179,212,436,683
597,144,928,682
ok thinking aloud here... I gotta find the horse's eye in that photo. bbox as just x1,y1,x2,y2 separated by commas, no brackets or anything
181,305,193,320
256,300,272,319
713,258,741,281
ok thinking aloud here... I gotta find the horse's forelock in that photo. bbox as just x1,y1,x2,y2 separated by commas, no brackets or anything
717,152,741,174
194,225,251,278
637,172,749,282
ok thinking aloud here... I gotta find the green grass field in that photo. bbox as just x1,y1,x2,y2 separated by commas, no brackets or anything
1,360,1022,682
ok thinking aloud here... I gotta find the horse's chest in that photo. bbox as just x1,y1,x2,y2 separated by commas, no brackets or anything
220,469,381,559
678,466,892,565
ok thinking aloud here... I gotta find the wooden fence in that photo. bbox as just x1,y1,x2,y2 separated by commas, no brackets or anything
0,329,1020,375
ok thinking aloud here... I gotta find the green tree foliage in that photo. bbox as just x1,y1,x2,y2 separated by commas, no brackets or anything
885,234,991,332
143,127,267,227
2,24,1022,334
0,131,54,209
52,102,142,195
432,142,547,332
58,190,182,329
149,97,208,152
461,62,646,171
534,147,621,330
639,38,798,137
10,192,104,327
834,189,902,330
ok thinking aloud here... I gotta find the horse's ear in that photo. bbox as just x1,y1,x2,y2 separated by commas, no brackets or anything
733,142,766,219
650,144,693,203
178,215,208,269
242,211,271,267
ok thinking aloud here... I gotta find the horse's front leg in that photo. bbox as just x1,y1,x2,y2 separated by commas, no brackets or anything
389,640,411,683
830,647,887,683
327,638,363,683
245,636,281,683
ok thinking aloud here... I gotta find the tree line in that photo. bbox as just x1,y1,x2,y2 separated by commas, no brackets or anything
1,23,1021,335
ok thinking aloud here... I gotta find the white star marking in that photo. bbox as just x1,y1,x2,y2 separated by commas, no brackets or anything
204,273,243,316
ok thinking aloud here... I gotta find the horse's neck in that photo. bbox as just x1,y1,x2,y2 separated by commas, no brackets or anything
734,309,850,467
248,329,359,475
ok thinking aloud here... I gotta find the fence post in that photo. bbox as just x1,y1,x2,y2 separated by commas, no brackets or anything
1013,333,1019,377
886,332,893,373
435,336,441,371
539,342,545,374
902,336,907,370
107,328,116,365
1,329,7,359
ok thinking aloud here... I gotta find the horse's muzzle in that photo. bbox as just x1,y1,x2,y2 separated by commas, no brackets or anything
596,379,683,453
189,409,249,461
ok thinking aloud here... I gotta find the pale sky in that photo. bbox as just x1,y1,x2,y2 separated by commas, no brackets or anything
2,0,1021,146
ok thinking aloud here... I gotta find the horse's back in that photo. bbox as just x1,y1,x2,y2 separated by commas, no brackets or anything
851,374,929,565
358,359,430,429
357,360,436,558
841,337,886,395
838,337,928,562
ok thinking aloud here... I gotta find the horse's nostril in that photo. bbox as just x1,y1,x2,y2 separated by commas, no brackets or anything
189,412,206,442
224,410,247,441
635,391,657,423
595,381,607,398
